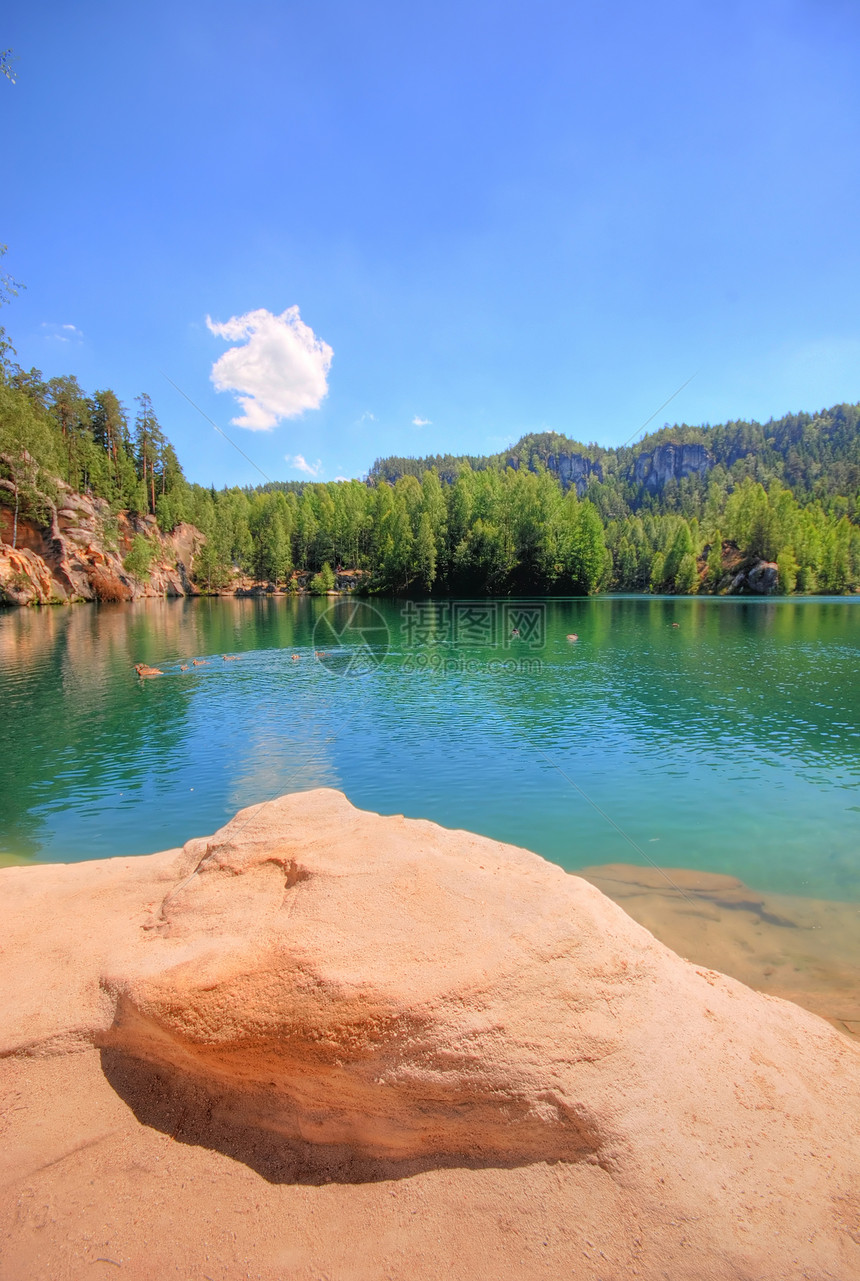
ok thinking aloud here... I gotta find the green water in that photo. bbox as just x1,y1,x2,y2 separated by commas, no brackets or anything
0,595,857,901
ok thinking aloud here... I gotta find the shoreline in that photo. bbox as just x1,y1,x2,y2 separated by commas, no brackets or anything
579,862,860,1041
3,585,859,608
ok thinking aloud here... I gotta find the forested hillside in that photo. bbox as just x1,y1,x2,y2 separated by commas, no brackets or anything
1,326,858,597
371,406,860,508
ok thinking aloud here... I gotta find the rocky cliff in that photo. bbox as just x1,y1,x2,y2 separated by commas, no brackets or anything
631,441,713,491
0,474,202,605
546,450,604,494
1,790,858,1279
506,449,603,494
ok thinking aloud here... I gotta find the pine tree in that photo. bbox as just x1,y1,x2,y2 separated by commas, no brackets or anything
566,501,605,593
649,552,665,592
776,547,798,594
309,561,336,594
46,375,91,490
675,552,698,594
414,511,437,591
133,394,166,515
707,532,724,588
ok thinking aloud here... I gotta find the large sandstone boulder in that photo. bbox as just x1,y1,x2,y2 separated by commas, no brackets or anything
101,792,624,1162
1,790,859,1279
101,794,860,1217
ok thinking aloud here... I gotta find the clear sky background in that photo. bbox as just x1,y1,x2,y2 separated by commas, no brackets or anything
2,0,859,487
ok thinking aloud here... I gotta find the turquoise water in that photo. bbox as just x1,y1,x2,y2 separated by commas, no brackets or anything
0,595,857,901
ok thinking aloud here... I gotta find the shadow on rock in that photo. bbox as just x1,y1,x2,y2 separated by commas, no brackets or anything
99,1048,560,1186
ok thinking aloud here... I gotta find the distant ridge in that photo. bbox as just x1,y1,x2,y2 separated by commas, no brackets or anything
368,403,860,502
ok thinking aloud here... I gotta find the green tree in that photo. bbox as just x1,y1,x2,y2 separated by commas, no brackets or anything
134,394,167,515
309,561,336,594
380,489,415,589
414,510,437,591
252,504,289,583
47,375,92,490
613,535,638,588
663,520,694,585
564,500,605,593
0,244,23,307
675,552,698,594
123,534,155,581
706,532,723,588
295,493,319,570
776,547,798,594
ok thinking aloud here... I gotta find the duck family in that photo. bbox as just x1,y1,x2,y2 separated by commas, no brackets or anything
135,650,330,677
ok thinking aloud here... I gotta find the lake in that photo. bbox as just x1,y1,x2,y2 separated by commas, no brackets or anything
2,594,858,1033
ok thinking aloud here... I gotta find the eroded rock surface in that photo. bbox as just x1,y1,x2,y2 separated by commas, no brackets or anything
100,793,634,1162
2,790,860,1279
0,481,201,604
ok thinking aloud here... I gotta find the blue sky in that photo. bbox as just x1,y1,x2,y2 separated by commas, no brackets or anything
3,0,859,487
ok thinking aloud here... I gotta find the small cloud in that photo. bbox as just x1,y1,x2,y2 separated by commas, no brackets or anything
412,416,431,427
333,475,350,483
285,453,322,477
359,411,376,423
41,321,84,344
206,306,333,431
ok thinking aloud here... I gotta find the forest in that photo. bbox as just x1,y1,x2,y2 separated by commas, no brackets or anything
1,325,859,597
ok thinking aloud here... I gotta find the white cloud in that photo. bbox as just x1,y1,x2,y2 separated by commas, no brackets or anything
412,415,431,427
285,453,322,477
206,306,333,431
41,322,83,343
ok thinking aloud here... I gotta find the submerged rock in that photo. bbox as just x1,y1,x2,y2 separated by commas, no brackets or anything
580,861,860,1039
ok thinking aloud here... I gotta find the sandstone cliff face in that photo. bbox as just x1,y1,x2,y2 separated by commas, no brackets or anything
1,790,859,1279
505,450,603,494
0,482,201,605
545,451,603,494
632,441,712,491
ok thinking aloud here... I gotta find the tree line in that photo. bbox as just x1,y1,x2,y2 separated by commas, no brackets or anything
371,405,860,512
1,327,859,595
0,341,183,519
